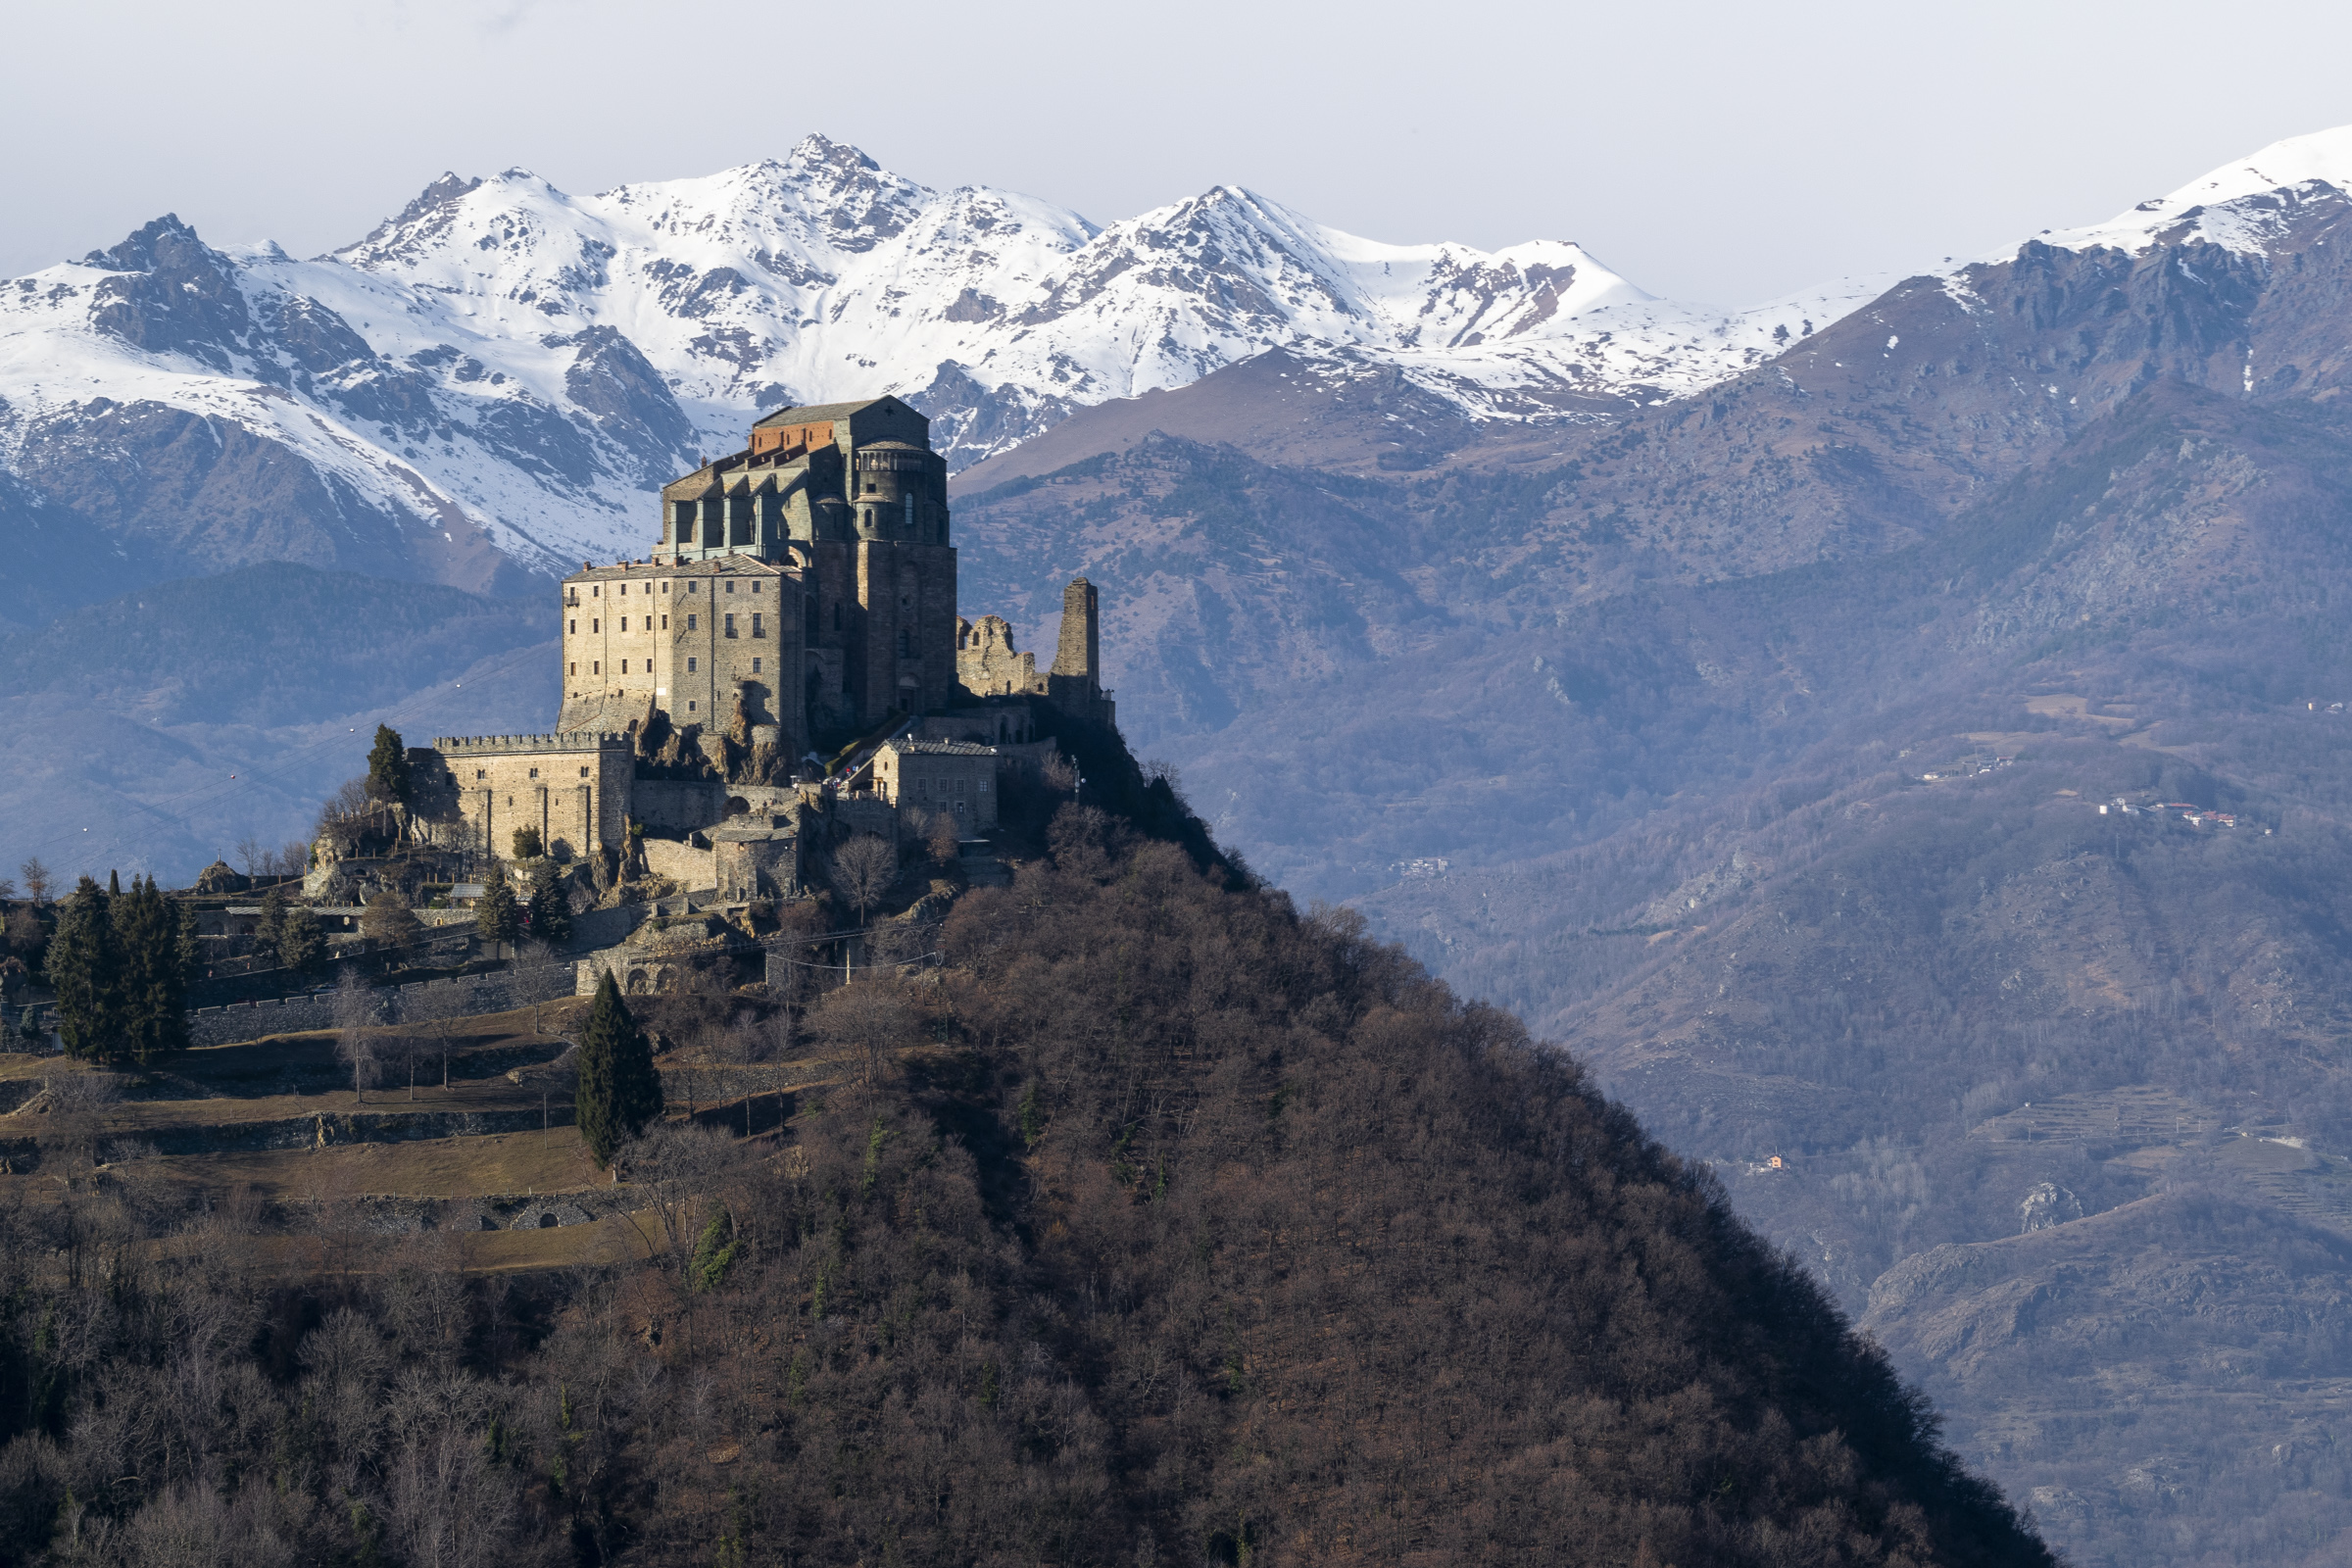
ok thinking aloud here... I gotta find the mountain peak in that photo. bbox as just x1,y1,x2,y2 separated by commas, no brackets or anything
82,214,209,273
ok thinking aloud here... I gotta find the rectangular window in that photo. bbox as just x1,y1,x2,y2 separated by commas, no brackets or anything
688,700,697,711
725,581,736,594
688,614,697,630
752,658,762,673
662,581,668,594
661,614,667,630
751,612,763,638
567,618,575,634
687,658,697,672
592,585,600,596
580,766,590,778
528,767,538,779
752,580,761,595
618,618,626,631
724,613,736,637
568,662,575,674
591,619,599,632
619,583,627,595
620,660,627,673
475,768,486,781
593,662,600,674
689,581,699,593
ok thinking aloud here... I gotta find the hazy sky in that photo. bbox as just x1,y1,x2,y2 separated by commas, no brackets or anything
10,0,2352,305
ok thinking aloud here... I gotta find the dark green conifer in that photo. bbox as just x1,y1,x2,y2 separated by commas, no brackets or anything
258,885,287,958
48,876,124,1064
113,876,188,1066
476,866,521,954
527,858,571,946
366,725,413,806
575,970,662,1167
277,906,325,972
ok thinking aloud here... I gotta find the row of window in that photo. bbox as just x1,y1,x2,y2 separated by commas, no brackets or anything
570,578,765,602
469,765,594,781
568,612,774,637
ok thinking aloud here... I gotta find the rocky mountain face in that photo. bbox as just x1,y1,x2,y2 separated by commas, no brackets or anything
0,135,1871,614
943,128,2352,1567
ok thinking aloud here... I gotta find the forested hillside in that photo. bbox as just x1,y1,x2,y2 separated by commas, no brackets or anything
0,794,2050,1567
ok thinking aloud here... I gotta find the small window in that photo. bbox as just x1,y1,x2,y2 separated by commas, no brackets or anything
591,619,599,633
752,612,763,638
689,581,699,594
619,583,627,595
475,768,486,781
662,581,669,594
725,581,736,594
688,614,697,630
593,661,600,674
528,767,538,779
567,618,575,634
580,765,590,778
618,617,626,631
620,661,628,673
567,662,575,675
661,614,667,630
688,700,697,711
752,658,762,673
592,585,600,597
752,580,761,595
687,658,697,672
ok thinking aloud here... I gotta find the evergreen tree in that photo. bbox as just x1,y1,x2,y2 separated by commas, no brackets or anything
575,970,662,1167
527,858,572,947
476,866,521,954
512,825,543,860
175,901,200,979
113,876,189,1067
48,877,124,1064
359,888,420,949
278,906,325,972
257,885,286,960
366,725,413,806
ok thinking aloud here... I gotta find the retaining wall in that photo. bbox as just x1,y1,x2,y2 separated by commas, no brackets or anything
187,964,579,1048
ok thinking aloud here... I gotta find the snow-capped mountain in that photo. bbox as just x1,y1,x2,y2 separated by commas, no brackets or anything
0,135,1884,598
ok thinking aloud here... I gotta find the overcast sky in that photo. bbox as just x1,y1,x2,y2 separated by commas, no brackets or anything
9,0,2352,305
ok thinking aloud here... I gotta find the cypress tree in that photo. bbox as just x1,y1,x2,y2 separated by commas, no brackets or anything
366,725,413,806
575,970,662,1167
49,876,124,1064
477,865,521,955
527,858,572,947
114,876,189,1067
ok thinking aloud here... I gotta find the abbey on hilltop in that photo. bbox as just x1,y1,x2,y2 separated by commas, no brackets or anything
407,398,1112,889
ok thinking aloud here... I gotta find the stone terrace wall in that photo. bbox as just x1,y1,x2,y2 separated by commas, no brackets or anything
187,964,579,1048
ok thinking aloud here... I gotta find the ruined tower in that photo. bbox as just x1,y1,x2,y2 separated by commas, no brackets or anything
1047,575,1114,727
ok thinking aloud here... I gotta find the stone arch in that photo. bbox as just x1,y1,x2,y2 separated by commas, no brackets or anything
625,967,651,995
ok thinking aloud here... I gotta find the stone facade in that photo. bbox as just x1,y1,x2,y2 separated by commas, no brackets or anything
424,733,634,860
874,739,1001,830
416,395,1113,886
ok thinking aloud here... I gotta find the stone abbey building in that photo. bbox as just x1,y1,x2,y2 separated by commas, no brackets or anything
416,398,1109,869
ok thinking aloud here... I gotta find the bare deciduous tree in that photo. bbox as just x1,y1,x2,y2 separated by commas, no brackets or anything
811,976,917,1087
334,973,381,1106
830,834,898,923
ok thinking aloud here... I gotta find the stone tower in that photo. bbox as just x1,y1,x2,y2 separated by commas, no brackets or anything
562,395,958,755
1047,576,1114,726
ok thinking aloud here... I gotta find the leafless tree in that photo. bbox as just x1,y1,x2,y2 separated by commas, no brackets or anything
334,972,381,1106
235,835,268,878
830,833,898,923
811,975,917,1088
20,858,52,905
